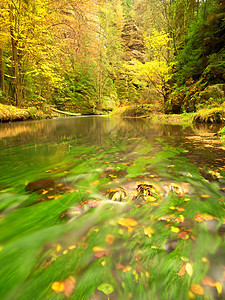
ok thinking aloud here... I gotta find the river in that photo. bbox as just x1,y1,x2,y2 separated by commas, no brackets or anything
0,116,224,299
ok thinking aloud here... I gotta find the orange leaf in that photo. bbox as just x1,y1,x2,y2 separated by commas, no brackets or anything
195,213,204,222
178,231,189,239
178,264,186,277
122,266,132,273
64,276,76,297
117,264,125,270
191,284,204,295
93,247,110,258
202,276,215,287
51,282,65,293
117,218,138,228
106,234,115,245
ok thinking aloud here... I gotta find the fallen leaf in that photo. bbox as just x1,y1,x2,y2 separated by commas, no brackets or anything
106,234,115,245
178,231,189,239
123,266,132,273
175,215,185,223
51,282,65,293
185,263,193,277
191,284,204,295
117,218,138,228
201,194,210,198
93,247,110,258
144,227,154,237
178,264,186,276
117,264,125,270
97,283,114,295
64,276,76,297
171,226,180,233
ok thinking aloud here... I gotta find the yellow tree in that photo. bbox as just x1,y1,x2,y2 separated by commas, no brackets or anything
125,29,173,104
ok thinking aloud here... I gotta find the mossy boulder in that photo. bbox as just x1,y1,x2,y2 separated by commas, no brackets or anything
193,107,225,123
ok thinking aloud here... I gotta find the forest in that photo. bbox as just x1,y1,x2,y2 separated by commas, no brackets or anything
1,1,225,300
0,0,224,120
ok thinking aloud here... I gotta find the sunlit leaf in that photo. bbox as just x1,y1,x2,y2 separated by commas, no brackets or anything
171,226,179,233
144,227,154,237
117,218,138,228
185,263,193,277
51,282,65,293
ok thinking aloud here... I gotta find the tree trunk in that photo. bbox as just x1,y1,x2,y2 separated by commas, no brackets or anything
0,48,4,93
9,4,22,107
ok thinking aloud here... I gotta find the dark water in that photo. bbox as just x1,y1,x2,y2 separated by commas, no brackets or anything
0,116,224,300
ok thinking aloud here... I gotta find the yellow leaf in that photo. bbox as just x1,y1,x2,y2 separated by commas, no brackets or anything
185,263,193,277
144,227,154,237
191,284,203,295
123,266,132,273
171,226,180,233
93,247,106,252
106,234,115,245
117,218,138,228
51,282,65,293
201,194,210,198
145,196,157,202
201,257,210,264
42,190,48,195
56,244,62,252
215,282,222,294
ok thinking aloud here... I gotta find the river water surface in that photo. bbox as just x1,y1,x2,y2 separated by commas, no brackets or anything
0,116,225,299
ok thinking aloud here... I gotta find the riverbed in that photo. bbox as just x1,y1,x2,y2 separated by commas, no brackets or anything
0,116,224,299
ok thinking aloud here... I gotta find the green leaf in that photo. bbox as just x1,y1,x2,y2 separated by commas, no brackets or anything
97,283,114,295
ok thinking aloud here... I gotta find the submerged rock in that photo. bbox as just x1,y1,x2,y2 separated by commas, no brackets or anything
26,179,55,192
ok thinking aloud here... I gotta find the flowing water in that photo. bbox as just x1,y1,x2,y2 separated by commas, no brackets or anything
0,116,225,300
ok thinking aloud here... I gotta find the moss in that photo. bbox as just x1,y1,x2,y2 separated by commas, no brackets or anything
193,107,225,123
0,104,52,122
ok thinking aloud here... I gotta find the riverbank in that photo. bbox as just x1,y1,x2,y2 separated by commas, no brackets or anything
0,104,54,122
1,103,225,127
111,104,225,125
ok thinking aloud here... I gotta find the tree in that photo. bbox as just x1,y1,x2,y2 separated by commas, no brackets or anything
125,29,173,104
